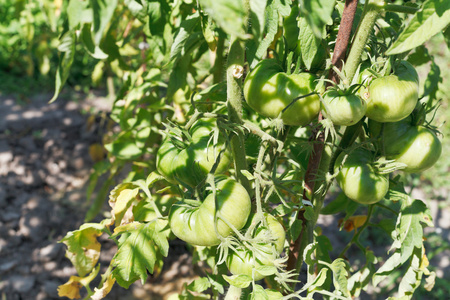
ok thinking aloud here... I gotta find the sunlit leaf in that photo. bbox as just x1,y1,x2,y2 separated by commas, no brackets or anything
387,0,450,55
223,274,252,288
112,220,170,288
198,0,247,39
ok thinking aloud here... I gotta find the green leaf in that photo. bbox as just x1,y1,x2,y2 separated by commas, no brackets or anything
391,199,430,263
407,46,431,66
330,259,350,297
223,274,252,288
251,284,268,300
398,247,423,297
80,23,108,59
112,220,170,288
444,25,450,49
300,0,336,39
198,0,247,39
67,0,92,29
187,277,211,293
422,58,441,101
386,0,450,55
247,0,292,68
321,192,350,215
255,265,277,277
90,0,118,45
298,15,321,70
60,223,106,277
266,289,283,300
249,0,268,40
50,31,76,103
348,250,378,297
373,251,402,287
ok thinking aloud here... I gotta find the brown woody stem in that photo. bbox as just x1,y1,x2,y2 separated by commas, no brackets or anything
286,0,360,279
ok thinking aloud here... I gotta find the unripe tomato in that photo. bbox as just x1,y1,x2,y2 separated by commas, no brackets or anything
156,119,231,187
226,214,285,280
169,177,251,247
335,148,389,204
364,61,419,122
244,59,320,126
369,118,442,173
321,88,367,126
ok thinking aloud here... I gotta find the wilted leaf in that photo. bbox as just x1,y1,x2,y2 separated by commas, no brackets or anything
338,215,368,232
60,223,105,277
91,274,116,300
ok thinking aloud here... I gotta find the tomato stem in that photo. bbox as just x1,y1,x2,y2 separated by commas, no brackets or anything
383,4,419,15
344,0,383,82
286,0,360,286
338,204,375,258
226,35,251,194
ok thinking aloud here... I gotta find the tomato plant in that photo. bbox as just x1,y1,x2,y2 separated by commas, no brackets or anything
53,0,449,299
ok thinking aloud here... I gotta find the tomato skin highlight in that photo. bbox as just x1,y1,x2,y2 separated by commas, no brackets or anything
168,178,251,247
364,61,419,123
369,118,442,173
321,89,367,126
156,119,231,187
226,214,285,280
243,59,320,126
335,148,389,205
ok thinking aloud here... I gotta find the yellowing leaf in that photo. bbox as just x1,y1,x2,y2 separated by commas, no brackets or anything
60,223,105,277
89,143,105,162
338,215,367,232
92,274,116,300
109,183,139,226
58,266,100,299
58,276,82,299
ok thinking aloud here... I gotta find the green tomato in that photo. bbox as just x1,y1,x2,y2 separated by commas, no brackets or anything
244,59,320,127
321,88,367,126
335,148,389,205
364,61,419,122
369,118,442,173
169,177,251,247
156,119,231,187
226,213,285,280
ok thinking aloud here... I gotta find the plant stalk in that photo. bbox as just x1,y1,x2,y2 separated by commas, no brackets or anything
286,0,360,281
384,4,419,14
344,0,384,82
226,35,251,194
